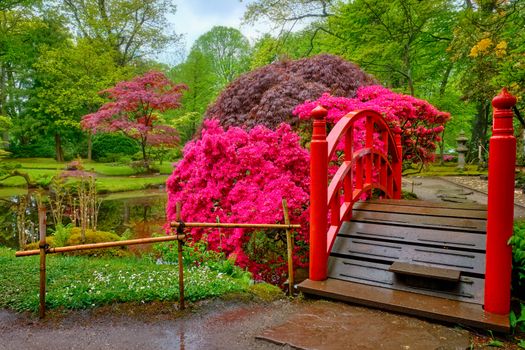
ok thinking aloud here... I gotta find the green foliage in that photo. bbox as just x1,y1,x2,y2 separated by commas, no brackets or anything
0,246,252,312
191,26,251,87
66,227,127,257
8,137,56,158
511,220,525,289
60,0,180,66
152,240,247,279
51,223,73,248
510,303,525,333
91,133,140,161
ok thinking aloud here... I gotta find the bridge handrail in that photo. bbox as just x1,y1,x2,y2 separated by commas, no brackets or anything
309,106,402,281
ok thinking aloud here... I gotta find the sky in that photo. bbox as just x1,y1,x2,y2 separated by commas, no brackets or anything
160,0,273,65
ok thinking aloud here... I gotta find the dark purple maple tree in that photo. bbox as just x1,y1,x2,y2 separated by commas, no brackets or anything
205,54,377,130
82,71,187,167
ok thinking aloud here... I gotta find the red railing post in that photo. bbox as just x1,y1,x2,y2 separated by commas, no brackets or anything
393,133,403,199
484,88,517,315
310,106,328,281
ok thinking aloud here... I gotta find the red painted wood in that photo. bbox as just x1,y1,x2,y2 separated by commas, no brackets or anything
310,106,329,281
309,108,403,272
484,88,516,315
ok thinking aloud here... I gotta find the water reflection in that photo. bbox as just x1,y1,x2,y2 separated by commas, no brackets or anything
0,190,167,250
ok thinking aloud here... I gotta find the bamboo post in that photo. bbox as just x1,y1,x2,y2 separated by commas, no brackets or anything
282,199,294,296
38,204,47,319
176,202,185,310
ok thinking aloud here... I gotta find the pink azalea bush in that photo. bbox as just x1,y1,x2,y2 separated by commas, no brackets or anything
293,85,451,164
166,120,310,283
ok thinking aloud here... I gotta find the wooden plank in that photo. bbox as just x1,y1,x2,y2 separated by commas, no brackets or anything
298,278,509,332
367,199,487,211
351,210,486,232
353,202,487,219
331,235,486,275
328,257,484,304
389,262,461,282
338,221,486,251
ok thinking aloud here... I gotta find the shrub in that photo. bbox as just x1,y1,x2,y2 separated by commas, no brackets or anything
166,120,310,284
91,133,140,161
205,54,376,131
511,220,525,295
66,227,129,257
52,223,73,247
8,139,56,158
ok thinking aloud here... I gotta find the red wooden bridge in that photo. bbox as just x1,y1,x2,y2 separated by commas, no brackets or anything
298,89,517,332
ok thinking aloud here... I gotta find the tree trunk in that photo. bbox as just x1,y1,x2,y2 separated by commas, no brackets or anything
87,132,92,161
439,124,446,165
55,133,64,162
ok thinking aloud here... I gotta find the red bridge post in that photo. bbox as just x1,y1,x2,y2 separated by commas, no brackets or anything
485,88,517,315
310,106,328,281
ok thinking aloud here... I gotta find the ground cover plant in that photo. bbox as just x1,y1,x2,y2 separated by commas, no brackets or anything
511,221,525,333
0,245,258,312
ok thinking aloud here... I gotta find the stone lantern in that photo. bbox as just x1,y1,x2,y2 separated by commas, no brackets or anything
456,131,468,170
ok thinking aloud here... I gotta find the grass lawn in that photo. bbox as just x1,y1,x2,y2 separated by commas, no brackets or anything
0,158,175,193
405,162,487,177
0,246,270,312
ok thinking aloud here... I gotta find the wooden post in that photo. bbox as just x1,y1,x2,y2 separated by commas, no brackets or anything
484,88,517,315
309,106,328,281
176,202,185,310
38,204,47,319
282,199,294,296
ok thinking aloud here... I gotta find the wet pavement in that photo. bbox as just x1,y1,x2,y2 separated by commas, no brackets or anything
403,177,525,218
258,301,470,350
0,299,472,350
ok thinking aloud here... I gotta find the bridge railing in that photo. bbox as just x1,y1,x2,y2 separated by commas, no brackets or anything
309,106,402,281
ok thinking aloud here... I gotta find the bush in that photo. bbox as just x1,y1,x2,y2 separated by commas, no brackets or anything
66,227,129,257
91,133,140,161
293,86,450,165
511,220,525,296
205,54,376,130
166,120,310,284
8,139,56,158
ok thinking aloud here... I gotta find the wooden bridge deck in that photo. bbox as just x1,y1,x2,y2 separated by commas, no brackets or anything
298,199,510,332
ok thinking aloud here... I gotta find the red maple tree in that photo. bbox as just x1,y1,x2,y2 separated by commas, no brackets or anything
82,71,187,167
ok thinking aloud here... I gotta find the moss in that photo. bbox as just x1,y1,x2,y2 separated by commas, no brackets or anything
248,283,284,302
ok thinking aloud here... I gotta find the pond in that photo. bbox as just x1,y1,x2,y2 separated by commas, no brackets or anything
0,189,167,252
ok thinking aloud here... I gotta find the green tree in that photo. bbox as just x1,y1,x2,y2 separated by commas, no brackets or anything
192,26,251,87
32,39,128,161
60,0,181,66
323,0,454,97
167,49,216,142
0,6,69,152
447,0,524,159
